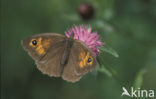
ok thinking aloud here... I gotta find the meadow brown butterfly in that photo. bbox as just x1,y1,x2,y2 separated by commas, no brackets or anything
21,33,97,82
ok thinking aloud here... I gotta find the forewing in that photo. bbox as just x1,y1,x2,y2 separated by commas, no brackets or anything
22,33,66,77
21,33,65,62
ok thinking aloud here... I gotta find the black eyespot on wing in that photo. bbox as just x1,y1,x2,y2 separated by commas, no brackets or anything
88,58,92,63
32,40,37,45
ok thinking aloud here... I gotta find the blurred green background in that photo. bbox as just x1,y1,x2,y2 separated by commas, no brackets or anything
1,0,156,99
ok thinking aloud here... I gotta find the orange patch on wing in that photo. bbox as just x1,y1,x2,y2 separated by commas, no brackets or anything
78,49,93,68
29,37,46,55
42,39,51,48
35,37,46,55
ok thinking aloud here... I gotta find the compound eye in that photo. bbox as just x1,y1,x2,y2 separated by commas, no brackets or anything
88,57,92,63
32,40,37,46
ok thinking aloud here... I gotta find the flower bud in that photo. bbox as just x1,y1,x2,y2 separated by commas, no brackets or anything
78,3,94,20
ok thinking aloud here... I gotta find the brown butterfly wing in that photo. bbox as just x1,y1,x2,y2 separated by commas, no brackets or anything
21,33,66,62
72,40,97,75
61,50,82,82
62,39,97,82
36,41,66,77
22,33,66,77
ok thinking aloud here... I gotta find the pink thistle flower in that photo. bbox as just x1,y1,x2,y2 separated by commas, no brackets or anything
65,25,103,56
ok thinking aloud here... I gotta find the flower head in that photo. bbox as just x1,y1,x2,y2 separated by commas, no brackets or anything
65,25,103,56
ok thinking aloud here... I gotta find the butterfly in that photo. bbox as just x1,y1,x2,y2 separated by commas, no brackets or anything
21,33,97,82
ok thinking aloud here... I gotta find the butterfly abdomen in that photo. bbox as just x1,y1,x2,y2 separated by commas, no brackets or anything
60,38,74,66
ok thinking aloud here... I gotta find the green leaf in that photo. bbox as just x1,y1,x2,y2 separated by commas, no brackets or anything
97,56,117,78
97,56,113,77
97,56,124,86
99,45,119,58
142,66,156,89
133,69,145,89
97,64,112,77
